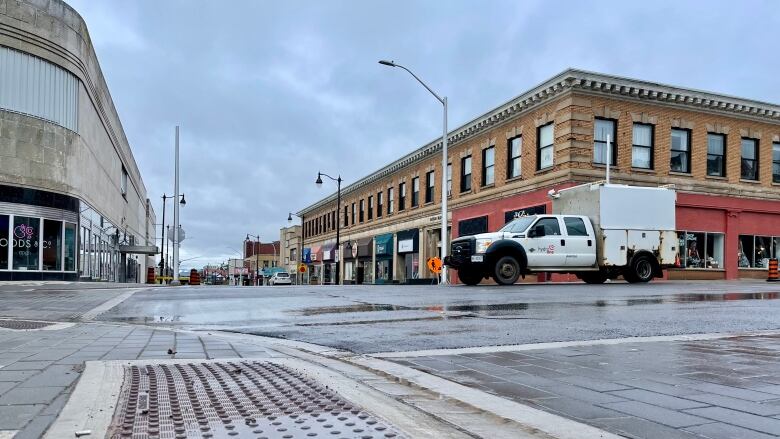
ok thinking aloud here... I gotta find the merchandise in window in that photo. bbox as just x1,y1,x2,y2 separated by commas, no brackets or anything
676,231,724,269
632,123,653,169
670,129,690,173
594,119,616,165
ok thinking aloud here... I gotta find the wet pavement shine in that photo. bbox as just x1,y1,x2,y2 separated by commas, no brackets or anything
95,281,780,354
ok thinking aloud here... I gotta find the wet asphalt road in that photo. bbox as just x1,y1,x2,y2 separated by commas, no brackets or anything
95,281,780,354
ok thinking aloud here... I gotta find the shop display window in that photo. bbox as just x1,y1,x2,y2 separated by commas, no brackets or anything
64,223,76,272
12,216,40,270
42,220,62,270
739,235,776,268
677,231,724,269
0,215,8,269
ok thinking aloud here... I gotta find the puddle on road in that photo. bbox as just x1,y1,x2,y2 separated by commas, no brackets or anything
299,291,780,317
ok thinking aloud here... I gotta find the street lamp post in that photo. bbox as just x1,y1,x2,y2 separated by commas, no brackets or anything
288,212,305,285
315,172,342,285
171,126,185,286
246,233,261,285
379,60,449,285
160,193,185,284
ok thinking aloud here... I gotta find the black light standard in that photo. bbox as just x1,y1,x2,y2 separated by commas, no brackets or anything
315,172,342,285
288,212,305,285
160,193,186,283
246,233,261,286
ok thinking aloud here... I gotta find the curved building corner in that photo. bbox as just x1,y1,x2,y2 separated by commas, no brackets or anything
0,0,157,282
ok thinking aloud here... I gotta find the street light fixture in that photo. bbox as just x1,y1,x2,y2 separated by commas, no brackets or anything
379,59,449,285
315,172,342,285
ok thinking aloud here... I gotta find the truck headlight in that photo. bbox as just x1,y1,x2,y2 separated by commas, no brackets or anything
475,239,493,254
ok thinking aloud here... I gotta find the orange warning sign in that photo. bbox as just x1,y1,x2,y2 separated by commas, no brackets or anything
427,257,443,274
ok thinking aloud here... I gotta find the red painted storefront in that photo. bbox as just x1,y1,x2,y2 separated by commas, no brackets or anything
450,184,780,283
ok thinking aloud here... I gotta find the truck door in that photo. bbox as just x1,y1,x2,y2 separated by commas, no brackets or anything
526,217,567,267
563,216,597,267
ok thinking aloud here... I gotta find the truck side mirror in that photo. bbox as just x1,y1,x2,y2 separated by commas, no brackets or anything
533,225,546,237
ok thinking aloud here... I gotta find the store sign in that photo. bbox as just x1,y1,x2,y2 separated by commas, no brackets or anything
504,205,546,224
1,224,47,253
377,243,387,254
398,239,414,253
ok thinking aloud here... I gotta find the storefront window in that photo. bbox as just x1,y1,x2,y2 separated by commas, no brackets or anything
42,220,62,270
64,223,76,271
404,253,420,280
738,235,754,268
376,259,392,283
0,215,8,269
12,216,40,270
677,231,724,269
754,236,772,268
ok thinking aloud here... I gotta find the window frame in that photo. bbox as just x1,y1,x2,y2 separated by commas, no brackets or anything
537,123,554,170
121,166,128,198
460,155,472,193
741,137,759,181
359,199,365,223
670,128,692,174
773,142,780,183
387,187,394,214
398,182,406,211
377,191,383,218
411,177,419,207
707,133,727,177
631,122,654,169
351,202,356,225
425,171,434,204
507,136,522,179
368,195,373,220
446,163,452,197
481,146,495,186
593,118,618,166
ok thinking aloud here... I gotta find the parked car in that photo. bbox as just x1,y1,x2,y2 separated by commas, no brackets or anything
269,272,292,286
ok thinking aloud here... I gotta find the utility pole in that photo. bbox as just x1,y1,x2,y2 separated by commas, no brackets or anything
171,126,182,285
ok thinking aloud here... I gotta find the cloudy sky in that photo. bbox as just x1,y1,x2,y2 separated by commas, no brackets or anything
67,0,780,268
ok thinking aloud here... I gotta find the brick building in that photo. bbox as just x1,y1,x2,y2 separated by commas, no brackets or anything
296,69,780,284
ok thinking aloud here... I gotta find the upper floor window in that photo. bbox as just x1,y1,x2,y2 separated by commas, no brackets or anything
707,133,726,177
399,182,406,211
594,119,617,165
411,177,420,207
351,202,356,225
537,123,554,170
741,138,759,180
670,128,691,173
507,136,522,179
377,191,383,218
121,166,128,197
331,211,335,230
425,171,435,204
482,146,495,186
359,199,365,223
388,187,394,214
773,142,780,183
446,163,452,196
632,123,654,169
460,156,472,192
343,206,348,227
368,195,373,220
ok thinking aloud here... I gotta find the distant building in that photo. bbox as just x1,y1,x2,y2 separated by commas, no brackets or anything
243,240,280,285
279,225,303,283
298,69,780,283
0,0,157,281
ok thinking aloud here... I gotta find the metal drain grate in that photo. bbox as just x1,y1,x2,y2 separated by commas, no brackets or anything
0,319,54,330
108,361,406,438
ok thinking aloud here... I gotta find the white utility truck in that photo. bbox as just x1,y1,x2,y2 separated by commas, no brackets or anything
444,182,678,285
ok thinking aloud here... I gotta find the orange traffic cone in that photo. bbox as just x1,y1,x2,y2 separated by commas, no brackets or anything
768,258,779,283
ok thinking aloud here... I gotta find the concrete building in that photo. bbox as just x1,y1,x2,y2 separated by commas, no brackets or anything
298,69,780,283
0,0,157,281
279,224,303,284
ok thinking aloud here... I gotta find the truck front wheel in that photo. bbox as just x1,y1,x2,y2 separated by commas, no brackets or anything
457,269,483,286
493,256,521,285
626,255,654,283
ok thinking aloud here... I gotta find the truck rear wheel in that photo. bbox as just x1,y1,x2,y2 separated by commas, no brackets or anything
457,269,483,286
493,256,521,285
627,254,654,283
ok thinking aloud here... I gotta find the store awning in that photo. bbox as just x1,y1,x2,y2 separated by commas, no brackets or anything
321,243,335,261
375,233,393,256
119,245,158,255
310,245,322,262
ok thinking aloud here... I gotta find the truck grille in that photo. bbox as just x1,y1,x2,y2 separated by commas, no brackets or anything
450,238,473,265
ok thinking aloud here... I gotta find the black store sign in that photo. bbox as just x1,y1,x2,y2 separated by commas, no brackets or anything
458,216,488,237
504,204,546,224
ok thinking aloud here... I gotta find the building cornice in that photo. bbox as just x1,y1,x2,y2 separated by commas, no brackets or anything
299,68,780,215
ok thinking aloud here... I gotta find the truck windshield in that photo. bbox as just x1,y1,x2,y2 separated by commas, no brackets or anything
498,215,537,233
